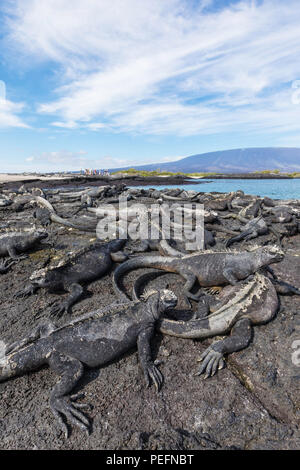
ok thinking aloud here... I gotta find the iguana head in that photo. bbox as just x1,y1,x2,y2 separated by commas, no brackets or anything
33,229,48,241
255,245,285,265
30,267,48,285
159,289,178,312
142,288,178,319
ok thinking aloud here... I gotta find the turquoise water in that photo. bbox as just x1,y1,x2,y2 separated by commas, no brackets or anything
132,178,300,200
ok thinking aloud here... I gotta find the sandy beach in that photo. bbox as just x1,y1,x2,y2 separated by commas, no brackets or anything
0,174,71,183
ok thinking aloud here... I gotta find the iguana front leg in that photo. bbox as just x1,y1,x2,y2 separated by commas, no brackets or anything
222,267,239,285
50,283,84,318
48,351,90,438
195,317,252,378
137,325,163,391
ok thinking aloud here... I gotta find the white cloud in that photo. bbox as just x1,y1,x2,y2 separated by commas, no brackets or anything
0,97,29,128
3,0,300,136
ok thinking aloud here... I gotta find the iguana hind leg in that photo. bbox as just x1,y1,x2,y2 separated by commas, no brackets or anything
205,286,222,295
48,351,90,438
181,272,203,308
272,279,300,295
195,317,252,378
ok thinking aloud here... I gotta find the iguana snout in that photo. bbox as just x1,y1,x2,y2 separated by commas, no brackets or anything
159,289,178,311
262,245,285,263
34,229,49,241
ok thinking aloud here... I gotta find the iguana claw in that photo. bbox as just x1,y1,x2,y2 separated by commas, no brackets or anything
50,302,70,318
144,363,164,391
0,259,16,274
195,348,225,378
50,393,91,438
14,285,37,298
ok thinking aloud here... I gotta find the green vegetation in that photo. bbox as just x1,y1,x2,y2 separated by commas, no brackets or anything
253,169,281,174
111,168,187,177
111,168,300,178
252,169,300,178
111,168,218,178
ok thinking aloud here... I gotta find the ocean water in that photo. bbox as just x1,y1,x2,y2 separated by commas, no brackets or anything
132,178,300,200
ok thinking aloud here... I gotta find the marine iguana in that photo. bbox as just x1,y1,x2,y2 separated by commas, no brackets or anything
15,238,127,317
157,272,279,377
28,196,99,233
0,229,48,262
225,216,281,247
225,216,269,247
113,246,285,305
0,289,178,437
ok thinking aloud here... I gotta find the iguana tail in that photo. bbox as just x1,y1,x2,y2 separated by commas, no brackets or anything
113,255,175,301
33,196,98,233
225,229,251,248
0,341,47,383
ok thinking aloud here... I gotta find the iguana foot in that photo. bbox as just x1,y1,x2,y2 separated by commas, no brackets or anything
0,259,16,274
193,296,211,319
143,363,164,391
50,302,70,318
15,284,37,298
205,286,222,295
50,392,91,438
184,292,204,309
11,254,28,261
195,347,225,378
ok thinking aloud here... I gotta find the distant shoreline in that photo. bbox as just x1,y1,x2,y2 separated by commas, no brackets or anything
0,173,197,190
0,172,299,191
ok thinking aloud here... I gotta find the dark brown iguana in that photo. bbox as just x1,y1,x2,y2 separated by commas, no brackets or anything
0,289,178,437
113,245,284,305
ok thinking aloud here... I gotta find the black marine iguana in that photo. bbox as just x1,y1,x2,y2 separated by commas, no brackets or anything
225,216,270,247
0,289,178,437
0,229,48,264
113,246,284,305
15,238,127,317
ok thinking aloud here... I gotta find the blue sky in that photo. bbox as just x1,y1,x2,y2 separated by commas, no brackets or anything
0,0,300,172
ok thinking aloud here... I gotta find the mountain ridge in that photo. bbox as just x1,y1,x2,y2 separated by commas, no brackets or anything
110,147,300,174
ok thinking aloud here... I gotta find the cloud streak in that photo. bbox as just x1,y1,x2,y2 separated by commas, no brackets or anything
2,0,300,137
0,97,29,128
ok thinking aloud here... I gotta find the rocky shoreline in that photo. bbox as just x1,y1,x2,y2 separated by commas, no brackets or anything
0,183,299,450
0,174,202,192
